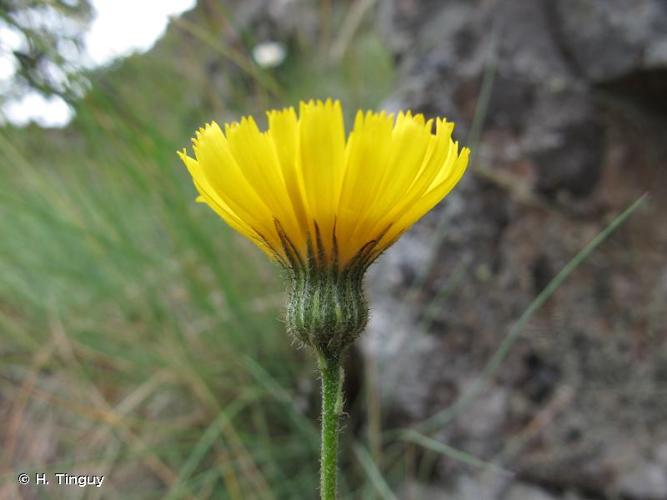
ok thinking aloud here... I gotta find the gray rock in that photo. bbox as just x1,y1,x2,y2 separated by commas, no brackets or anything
367,0,667,498
503,483,558,500
618,461,667,500
523,92,604,198
551,0,667,80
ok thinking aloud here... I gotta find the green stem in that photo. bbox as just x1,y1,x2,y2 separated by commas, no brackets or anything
319,354,342,500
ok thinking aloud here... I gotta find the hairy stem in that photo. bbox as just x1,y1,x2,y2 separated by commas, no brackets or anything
319,354,342,500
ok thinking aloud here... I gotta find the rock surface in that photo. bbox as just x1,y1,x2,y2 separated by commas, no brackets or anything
365,0,667,498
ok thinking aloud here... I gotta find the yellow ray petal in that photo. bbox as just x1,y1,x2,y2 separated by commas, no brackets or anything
298,99,346,258
343,112,432,261
378,146,470,251
178,150,281,260
267,107,309,257
224,116,302,253
336,110,394,264
364,118,456,241
190,122,283,253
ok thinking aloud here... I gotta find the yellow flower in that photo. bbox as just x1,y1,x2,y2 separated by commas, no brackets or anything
178,99,469,272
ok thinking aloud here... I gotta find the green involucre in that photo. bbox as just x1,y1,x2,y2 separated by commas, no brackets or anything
286,264,368,359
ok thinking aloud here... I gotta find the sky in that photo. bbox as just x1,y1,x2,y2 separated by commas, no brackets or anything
1,0,196,127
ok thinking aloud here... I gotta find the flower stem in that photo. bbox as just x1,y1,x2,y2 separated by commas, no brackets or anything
319,354,342,500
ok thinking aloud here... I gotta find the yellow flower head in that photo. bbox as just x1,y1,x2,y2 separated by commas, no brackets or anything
179,99,469,273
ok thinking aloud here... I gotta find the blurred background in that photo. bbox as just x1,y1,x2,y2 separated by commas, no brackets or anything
1,1,666,499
